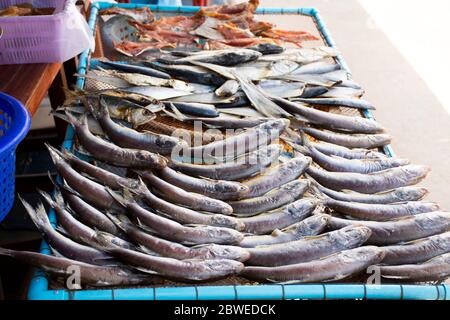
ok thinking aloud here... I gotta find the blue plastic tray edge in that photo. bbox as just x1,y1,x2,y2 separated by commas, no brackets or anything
27,3,434,300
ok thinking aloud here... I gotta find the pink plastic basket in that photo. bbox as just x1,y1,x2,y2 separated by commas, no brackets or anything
0,0,94,64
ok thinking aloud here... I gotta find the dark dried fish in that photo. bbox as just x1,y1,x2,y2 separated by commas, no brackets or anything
246,225,372,267
239,214,329,248
99,60,171,79
90,98,187,155
157,166,248,200
242,246,385,283
240,156,311,199
273,97,385,134
127,181,242,230
311,181,429,204
108,214,250,262
328,212,450,245
239,198,317,235
307,165,430,194
301,126,391,149
57,111,167,169
146,62,226,86
379,253,450,283
20,198,112,265
229,180,310,217
170,144,282,181
324,197,439,221
382,232,450,265
108,190,243,245
47,145,122,211
137,170,233,214
294,97,375,110
88,233,244,282
0,248,160,287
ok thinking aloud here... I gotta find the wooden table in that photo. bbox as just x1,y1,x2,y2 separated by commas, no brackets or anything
0,63,62,116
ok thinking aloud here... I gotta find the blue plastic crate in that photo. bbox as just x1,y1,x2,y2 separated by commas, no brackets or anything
27,2,446,300
0,92,31,222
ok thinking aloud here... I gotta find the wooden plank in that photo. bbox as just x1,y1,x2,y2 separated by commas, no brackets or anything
0,63,62,116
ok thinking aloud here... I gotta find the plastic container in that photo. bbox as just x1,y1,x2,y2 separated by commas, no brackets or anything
0,92,31,222
0,0,95,64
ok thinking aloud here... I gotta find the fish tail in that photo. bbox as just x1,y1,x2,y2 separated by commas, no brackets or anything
0,247,15,257
98,96,111,119
106,188,129,208
37,189,58,209
19,197,51,232
45,143,64,165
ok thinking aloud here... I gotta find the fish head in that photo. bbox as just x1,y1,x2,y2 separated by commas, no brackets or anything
203,259,245,275
197,244,250,262
289,156,312,170
210,215,244,231
281,179,310,195
337,225,372,247
402,165,431,180
286,198,318,218
214,181,249,194
204,226,244,244
393,187,429,202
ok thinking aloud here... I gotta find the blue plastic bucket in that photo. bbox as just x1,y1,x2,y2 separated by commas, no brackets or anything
0,92,31,222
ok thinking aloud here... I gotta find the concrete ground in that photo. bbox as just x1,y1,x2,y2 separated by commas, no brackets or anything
261,0,450,210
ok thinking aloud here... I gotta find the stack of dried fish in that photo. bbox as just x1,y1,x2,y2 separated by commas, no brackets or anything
2,4,450,290
101,0,319,57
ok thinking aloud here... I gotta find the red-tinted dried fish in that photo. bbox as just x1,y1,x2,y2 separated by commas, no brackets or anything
114,40,175,57
217,22,254,39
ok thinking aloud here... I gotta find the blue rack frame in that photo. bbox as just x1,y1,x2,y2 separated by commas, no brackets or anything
27,2,447,300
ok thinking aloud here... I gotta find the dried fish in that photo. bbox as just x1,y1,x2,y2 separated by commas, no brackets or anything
0,248,160,287
382,232,450,265
242,246,384,283
328,212,450,245
229,180,310,217
99,60,171,79
379,253,450,283
239,198,317,235
300,126,391,149
185,119,289,160
57,111,167,169
240,156,311,199
108,189,244,245
87,232,244,282
239,214,329,248
170,144,282,181
115,215,250,264
307,165,430,194
246,225,372,267
157,167,248,200
136,170,233,215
